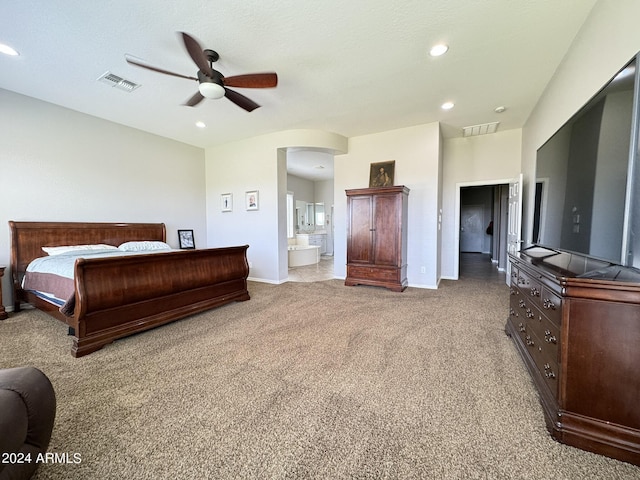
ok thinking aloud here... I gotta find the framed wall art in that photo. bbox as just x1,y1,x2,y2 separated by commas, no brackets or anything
369,160,395,187
246,190,259,211
221,193,233,212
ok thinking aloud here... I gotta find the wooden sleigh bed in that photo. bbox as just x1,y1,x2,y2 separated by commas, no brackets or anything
9,221,250,357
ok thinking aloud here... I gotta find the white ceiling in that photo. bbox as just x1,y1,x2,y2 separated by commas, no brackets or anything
2,0,597,181
287,148,335,181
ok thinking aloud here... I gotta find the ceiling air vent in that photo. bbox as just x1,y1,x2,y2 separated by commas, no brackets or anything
97,71,140,92
463,122,499,137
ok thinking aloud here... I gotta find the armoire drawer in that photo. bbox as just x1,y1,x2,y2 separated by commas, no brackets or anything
347,265,399,282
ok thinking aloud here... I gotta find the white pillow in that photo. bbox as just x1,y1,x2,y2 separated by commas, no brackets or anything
43,244,118,256
118,241,171,252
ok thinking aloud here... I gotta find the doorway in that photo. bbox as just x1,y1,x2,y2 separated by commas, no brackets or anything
285,148,336,282
455,180,512,279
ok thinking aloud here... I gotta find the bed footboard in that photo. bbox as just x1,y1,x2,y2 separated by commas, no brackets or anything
71,246,250,357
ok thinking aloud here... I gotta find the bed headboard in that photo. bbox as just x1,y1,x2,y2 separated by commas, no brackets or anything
9,221,166,292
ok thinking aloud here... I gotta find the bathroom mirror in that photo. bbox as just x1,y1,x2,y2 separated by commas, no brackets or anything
306,203,315,226
315,203,325,227
295,201,326,231
295,200,306,230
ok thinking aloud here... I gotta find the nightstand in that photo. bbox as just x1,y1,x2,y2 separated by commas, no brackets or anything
0,267,7,320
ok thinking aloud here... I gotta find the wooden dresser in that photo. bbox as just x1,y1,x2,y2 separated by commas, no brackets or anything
506,246,640,466
345,186,409,292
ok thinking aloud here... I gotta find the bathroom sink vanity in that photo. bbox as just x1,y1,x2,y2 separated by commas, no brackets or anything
295,232,327,254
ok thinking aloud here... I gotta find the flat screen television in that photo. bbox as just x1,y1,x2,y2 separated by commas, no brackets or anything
534,54,640,267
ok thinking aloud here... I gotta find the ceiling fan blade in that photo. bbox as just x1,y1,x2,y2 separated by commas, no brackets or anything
184,91,205,107
179,32,214,78
223,73,278,88
224,87,260,112
125,56,197,81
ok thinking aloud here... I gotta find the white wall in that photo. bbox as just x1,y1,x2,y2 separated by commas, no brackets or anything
205,129,347,284
521,0,640,246
0,89,206,309
334,123,442,288
287,174,314,204
441,129,522,279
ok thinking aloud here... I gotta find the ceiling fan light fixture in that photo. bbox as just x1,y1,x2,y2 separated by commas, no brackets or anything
198,81,225,99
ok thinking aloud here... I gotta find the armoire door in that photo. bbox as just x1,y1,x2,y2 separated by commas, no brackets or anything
372,193,400,266
347,195,373,264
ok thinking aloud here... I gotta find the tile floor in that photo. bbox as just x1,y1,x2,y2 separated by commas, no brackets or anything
287,255,335,282
458,252,507,284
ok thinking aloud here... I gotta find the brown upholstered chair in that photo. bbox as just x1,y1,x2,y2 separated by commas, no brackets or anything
0,367,56,480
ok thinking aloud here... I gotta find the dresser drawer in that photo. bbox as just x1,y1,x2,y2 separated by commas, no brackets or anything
540,286,562,327
512,289,560,358
520,325,560,397
517,269,543,307
509,284,520,315
510,266,519,286
525,302,560,364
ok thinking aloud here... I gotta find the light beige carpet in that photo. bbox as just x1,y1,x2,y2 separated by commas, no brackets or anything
1,278,639,479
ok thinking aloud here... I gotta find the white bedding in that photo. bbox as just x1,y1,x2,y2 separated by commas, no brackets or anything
26,249,143,280
25,247,175,280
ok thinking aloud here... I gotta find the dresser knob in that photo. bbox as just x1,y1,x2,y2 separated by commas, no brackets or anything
544,363,556,379
544,330,557,344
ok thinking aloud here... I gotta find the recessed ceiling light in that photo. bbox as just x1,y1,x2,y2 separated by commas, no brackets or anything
195,121,206,128
441,102,454,110
494,106,506,113
429,44,449,57
0,43,19,56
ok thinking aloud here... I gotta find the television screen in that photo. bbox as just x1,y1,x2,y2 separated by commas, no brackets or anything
534,56,637,265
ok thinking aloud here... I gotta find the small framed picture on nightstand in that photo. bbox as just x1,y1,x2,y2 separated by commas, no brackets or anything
178,230,195,249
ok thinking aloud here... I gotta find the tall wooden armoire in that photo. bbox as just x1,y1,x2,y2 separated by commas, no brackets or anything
345,186,409,292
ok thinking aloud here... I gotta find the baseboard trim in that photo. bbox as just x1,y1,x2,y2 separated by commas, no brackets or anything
440,275,458,281
247,276,286,285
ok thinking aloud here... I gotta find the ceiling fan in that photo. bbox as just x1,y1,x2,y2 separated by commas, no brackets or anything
125,32,278,112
